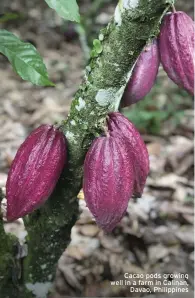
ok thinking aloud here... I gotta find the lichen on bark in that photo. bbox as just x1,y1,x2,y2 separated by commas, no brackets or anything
1,1,175,297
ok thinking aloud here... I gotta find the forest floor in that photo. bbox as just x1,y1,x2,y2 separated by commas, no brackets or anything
0,0,194,297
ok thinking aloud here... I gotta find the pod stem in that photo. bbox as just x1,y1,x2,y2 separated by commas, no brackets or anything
103,125,110,137
171,4,177,13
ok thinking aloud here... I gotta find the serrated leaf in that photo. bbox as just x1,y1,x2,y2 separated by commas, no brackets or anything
0,30,54,86
44,0,80,22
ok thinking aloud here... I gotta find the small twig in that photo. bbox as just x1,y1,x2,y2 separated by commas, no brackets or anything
171,4,177,13
76,24,90,64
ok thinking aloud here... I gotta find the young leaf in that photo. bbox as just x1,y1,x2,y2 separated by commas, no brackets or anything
44,0,80,22
93,39,103,54
0,30,54,86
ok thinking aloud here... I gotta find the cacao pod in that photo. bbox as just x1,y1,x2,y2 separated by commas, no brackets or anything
83,135,134,232
107,112,149,198
121,39,160,107
159,11,194,95
6,125,67,221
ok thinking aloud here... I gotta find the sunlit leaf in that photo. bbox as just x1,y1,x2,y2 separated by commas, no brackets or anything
44,0,80,22
0,30,54,86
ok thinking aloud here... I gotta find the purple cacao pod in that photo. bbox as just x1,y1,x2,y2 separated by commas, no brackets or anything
121,39,160,107
159,11,194,95
107,112,149,198
6,125,67,221
83,135,134,232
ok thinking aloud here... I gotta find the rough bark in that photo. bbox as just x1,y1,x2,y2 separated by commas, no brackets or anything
0,0,174,297
0,190,33,297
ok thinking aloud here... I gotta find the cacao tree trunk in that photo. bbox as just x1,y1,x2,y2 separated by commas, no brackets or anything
0,0,175,297
0,191,34,297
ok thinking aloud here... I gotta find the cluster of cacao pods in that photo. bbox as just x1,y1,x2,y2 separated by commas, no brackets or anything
6,112,149,233
121,10,194,107
83,112,149,232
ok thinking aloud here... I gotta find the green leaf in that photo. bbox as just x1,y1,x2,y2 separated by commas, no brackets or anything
90,49,98,58
93,39,103,54
0,30,54,86
44,0,80,22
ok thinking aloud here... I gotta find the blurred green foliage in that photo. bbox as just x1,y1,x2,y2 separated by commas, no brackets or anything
0,12,24,23
122,78,192,135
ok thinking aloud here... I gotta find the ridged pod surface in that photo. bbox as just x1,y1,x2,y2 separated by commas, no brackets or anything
107,112,149,198
159,11,194,95
83,135,134,232
121,39,160,107
6,125,67,221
